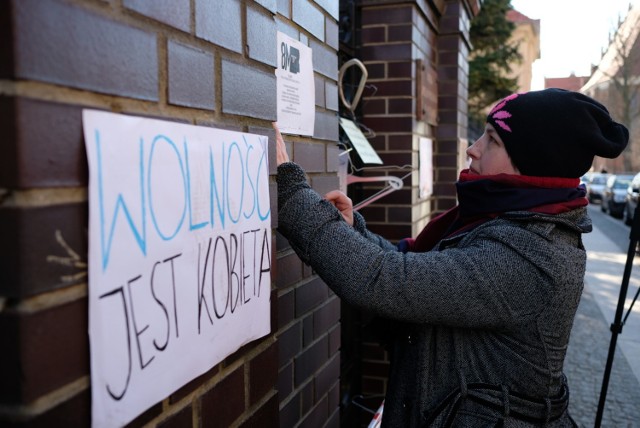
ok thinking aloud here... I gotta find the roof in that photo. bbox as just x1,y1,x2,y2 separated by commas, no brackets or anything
545,74,590,91
507,9,540,36
507,9,533,23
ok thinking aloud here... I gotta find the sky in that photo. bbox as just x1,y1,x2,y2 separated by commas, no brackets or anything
510,0,637,89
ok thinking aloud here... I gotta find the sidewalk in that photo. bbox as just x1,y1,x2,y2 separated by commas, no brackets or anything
564,221,640,427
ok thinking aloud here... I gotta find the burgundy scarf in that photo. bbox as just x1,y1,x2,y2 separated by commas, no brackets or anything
399,169,588,253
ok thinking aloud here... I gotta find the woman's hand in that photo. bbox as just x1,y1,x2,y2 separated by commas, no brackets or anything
274,122,353,226
325,190,354,226
272,122,290,165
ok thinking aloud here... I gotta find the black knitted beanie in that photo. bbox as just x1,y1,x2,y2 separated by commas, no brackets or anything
486,88,629,178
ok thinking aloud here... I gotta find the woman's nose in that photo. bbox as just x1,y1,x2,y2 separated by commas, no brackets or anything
466,140,479,159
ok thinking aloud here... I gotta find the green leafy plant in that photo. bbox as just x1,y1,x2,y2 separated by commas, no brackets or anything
468,0,522,134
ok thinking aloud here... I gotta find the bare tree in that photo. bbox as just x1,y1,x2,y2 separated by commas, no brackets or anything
589,5,640,172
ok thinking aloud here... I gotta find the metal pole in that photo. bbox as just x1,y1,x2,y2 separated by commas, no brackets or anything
594,202,640,427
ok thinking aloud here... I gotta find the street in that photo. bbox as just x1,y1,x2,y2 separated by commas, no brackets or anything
564,204,640,427
588,204,636,254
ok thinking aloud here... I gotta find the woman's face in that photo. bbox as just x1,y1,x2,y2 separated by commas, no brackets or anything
466,123,520,176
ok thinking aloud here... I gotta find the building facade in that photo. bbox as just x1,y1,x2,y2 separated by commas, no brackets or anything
0,0,478,426
506,9,540,92
582,4,640,174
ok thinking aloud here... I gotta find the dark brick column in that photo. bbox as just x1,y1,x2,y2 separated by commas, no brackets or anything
357,2,435,242
435,0,479,212
355,0,477,231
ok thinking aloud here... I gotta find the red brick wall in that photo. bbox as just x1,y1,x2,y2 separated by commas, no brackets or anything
356,0,477,233
355,1,443,243
0,0,339,426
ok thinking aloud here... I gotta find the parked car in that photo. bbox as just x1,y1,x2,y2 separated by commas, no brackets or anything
580,172,593,187
601,174,634,218
624,172,640,225
587,173,610,203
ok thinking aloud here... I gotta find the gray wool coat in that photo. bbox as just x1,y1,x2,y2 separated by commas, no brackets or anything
277,163,590,427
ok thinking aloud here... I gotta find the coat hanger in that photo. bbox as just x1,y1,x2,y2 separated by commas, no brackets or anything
338,59,376,139
338,58,368,113
339,58,407,210
347,174,404,211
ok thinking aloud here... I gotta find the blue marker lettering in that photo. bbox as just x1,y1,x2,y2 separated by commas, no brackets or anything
226,141,244,224
184,139,208,231
256,147,271,221
147,135,187,241
243,136,256,220
96,131,147,271
209,144,226,229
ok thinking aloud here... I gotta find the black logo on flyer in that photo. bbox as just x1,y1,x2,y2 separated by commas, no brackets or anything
281,43,300,74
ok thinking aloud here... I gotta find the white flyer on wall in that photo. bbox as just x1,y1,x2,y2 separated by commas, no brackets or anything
276,31,315,136
419,137,433,199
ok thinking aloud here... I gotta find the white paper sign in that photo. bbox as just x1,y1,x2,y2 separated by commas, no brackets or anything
83,110,272,428
339,118,383,165
276,31,315,136
419,137,433,199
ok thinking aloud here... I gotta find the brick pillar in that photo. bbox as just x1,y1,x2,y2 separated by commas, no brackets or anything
356,0,477,231
436,0,479,212
357,3,427,242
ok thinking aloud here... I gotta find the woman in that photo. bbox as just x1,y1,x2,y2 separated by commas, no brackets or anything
275,89,628,427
